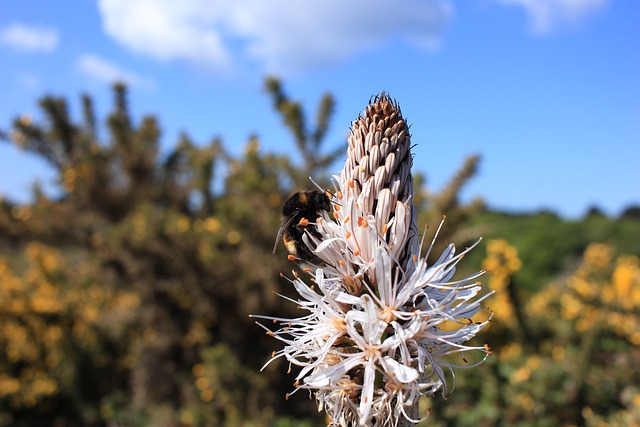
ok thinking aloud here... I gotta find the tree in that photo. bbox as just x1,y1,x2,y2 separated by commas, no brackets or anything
264,76,344,188
0,82,310,426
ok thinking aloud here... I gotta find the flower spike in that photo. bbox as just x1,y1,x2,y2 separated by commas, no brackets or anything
254,94,491,426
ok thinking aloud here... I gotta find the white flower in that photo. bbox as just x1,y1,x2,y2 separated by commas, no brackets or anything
254,94,492,426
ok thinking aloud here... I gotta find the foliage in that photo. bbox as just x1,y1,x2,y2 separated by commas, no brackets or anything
263,76,343,188
414,154,486,265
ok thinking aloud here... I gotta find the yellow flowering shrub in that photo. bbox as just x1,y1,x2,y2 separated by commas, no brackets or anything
0,242,139,408
560,243,640,344
482,239,522,324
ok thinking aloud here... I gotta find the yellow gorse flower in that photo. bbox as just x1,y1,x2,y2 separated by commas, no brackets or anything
482,239,522,323
0,242,140,406
560,243,640,343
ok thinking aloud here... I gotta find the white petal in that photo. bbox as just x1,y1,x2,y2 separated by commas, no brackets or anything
304,355,363,388
362,294,386,343
336,292,363,306
375,247,393,306
358,363,376,425
314,237,343,253
382,356,419,383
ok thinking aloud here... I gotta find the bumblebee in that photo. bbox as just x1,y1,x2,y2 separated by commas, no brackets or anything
273,190,332,265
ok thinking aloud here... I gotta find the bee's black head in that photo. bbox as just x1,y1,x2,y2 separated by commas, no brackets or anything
310,190,331,212
281,190,331,216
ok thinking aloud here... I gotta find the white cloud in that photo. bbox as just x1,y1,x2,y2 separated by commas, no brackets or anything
496,0,608,34
97,0,452,74
77,54,156,90
0,23,58,52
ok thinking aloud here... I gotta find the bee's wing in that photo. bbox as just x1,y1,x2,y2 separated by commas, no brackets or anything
273,215,297,254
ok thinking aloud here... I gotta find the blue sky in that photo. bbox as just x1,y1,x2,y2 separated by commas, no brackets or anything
1,0,638,218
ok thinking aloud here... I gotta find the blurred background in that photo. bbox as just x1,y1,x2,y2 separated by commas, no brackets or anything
0,1,638,426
